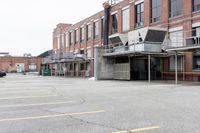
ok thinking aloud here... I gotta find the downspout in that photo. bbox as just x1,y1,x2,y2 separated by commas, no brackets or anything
103,1,111,47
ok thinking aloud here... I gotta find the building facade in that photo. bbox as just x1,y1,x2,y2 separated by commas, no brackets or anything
0,56,43,73
49,0,200,81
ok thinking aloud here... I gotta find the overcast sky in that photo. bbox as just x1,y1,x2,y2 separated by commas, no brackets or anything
0,0,105,56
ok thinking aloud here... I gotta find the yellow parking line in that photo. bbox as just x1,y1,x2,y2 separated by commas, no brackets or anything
112,125,160,133
0,110,105,122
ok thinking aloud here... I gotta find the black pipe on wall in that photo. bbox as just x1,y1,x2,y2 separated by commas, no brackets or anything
103,3,110,47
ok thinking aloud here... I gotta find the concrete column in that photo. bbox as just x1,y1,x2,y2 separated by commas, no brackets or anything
148,54,151,83
175,51,178,84
94,48,99,80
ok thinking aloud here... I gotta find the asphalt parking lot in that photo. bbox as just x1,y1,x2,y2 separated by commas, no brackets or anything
0,74,200,133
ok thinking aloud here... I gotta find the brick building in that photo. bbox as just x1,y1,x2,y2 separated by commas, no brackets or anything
48,0,200,82
0,56,43,73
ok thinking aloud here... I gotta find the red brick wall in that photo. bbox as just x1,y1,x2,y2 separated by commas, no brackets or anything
0,57,43,72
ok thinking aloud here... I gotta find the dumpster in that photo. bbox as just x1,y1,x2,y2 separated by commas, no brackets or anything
41,69,51,76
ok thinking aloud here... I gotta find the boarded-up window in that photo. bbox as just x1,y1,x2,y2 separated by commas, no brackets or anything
122,8,130,32
87,48,91,58
169,30,183,47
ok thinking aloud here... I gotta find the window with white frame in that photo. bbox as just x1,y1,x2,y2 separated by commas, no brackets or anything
122,8,130,32
94,21,99,39
169,30,183,47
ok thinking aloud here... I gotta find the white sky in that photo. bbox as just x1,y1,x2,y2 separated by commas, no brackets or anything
0,0,105,56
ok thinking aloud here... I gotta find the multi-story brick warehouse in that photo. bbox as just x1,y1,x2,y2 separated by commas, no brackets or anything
47,0,200,82
0,56,42,73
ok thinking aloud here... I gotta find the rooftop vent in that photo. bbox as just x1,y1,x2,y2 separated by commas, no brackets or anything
109,33,128,46
128,27,167,45
128,27,167,52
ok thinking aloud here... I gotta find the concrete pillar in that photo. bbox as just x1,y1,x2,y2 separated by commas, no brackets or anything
148,54,151,83
175,51,178,84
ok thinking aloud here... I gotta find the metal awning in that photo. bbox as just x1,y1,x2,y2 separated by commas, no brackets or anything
103,50,169,57
165,45,200,52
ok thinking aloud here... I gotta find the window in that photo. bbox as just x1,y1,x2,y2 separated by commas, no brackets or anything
80,63,85,71
122,8,130,32
193,0,200,12
169,30,183,47
193,53,200,70
169,0,183,18
86,62,90,71
29,64,36,71
86,24,91,41
170,56,182,71
94,21,99,39
69,63,73,70
66,32,69,47
70,31,73,46
57,35,60,49
101,18,104,38
192,26,200,37
75,30,79,44
111,13,118,34
135,2,144,27
192,26,200,45
80,50,84,54
80,27,84,43
61,34,64,48
151,0,161,23
87,48,91,59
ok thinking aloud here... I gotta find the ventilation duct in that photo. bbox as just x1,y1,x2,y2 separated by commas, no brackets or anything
128,27,167,52
109,33,128,46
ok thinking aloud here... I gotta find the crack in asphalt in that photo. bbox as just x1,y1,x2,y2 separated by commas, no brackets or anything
68,115,123,131
38,96,121,131
40,97,86,114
